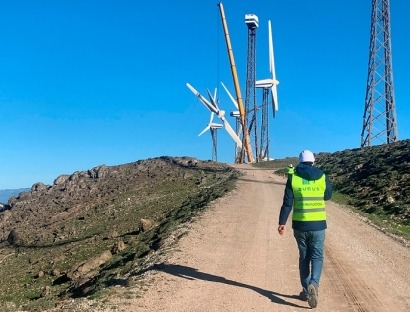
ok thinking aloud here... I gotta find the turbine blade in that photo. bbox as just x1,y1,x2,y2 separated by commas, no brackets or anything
271,85,278,115
268,21,279,115
199,125,210,136
186,83,218,114
209,112,215,124
268,20,274,77
206,88,219,111
221,117,242,147
268,20,280,87
213,87,220,110
221,82,239,109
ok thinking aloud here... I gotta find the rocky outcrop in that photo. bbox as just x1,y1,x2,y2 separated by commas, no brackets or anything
0,156,240,306
0,157,235,246
315,139,410,224
67,250,113,281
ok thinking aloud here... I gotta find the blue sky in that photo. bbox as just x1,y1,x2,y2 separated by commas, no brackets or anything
1,0,409,189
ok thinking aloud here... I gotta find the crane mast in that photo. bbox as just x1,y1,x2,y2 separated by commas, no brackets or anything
244,14,259,162
217,2,254,163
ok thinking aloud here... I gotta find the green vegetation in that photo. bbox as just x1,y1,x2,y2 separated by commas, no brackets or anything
329,190,410,242
0,158,240,311
256,139,410,242
0,139,409,310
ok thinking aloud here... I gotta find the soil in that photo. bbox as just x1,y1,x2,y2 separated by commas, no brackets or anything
86,164,410,311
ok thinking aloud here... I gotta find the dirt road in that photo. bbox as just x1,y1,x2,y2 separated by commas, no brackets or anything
104,165,410,311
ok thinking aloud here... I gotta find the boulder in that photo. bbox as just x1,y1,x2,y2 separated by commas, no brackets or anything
67,250,112,281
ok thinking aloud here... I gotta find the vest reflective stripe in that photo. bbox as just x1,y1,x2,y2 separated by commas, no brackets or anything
291,174,326,222
294,208,325,213
294,197,324,201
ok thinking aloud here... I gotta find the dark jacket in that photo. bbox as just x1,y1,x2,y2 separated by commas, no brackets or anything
278,163,332,231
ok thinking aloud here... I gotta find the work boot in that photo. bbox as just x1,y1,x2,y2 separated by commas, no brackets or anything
307,284,318,308
299,290,308,301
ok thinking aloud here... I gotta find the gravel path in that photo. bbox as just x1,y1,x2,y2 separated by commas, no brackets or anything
98,164,410,311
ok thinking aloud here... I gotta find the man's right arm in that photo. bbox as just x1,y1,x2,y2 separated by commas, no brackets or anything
278,176,294,225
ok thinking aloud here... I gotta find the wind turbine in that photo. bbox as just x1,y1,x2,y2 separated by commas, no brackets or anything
186,83,242,148
255,19,279,161
198,88,223,161
255,20,279,117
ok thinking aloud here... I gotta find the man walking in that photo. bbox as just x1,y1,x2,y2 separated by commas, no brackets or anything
287,164,294,176
277,150,332,308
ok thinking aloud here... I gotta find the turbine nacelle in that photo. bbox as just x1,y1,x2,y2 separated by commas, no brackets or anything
255,78,279,88
209,123,223,129
198,111,223,136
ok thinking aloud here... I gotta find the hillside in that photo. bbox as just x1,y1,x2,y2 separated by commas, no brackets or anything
106,164,409,312
255,139,410,238
316,139,409,226
0,156,240,311
0,140,408,311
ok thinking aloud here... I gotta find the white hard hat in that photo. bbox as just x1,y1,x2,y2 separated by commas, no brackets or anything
299,150,315,163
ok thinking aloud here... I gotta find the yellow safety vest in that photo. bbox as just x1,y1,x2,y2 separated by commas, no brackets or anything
287,167,294,174
291,174,326,222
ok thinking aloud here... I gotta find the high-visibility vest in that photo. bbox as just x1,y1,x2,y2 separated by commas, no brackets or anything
287,167,294,174
291,174,326,222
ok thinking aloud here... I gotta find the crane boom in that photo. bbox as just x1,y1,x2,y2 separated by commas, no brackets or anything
217,2,254,163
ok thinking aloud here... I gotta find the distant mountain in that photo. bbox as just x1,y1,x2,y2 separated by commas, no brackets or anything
0,188,30,204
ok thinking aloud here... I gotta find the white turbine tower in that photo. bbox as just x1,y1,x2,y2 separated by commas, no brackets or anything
186,83,242,149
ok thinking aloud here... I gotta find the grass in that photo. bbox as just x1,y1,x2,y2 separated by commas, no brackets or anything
330,191,351,206
0,160,241,311
331,191,410,244
252,143,410,246
1,148,408,310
